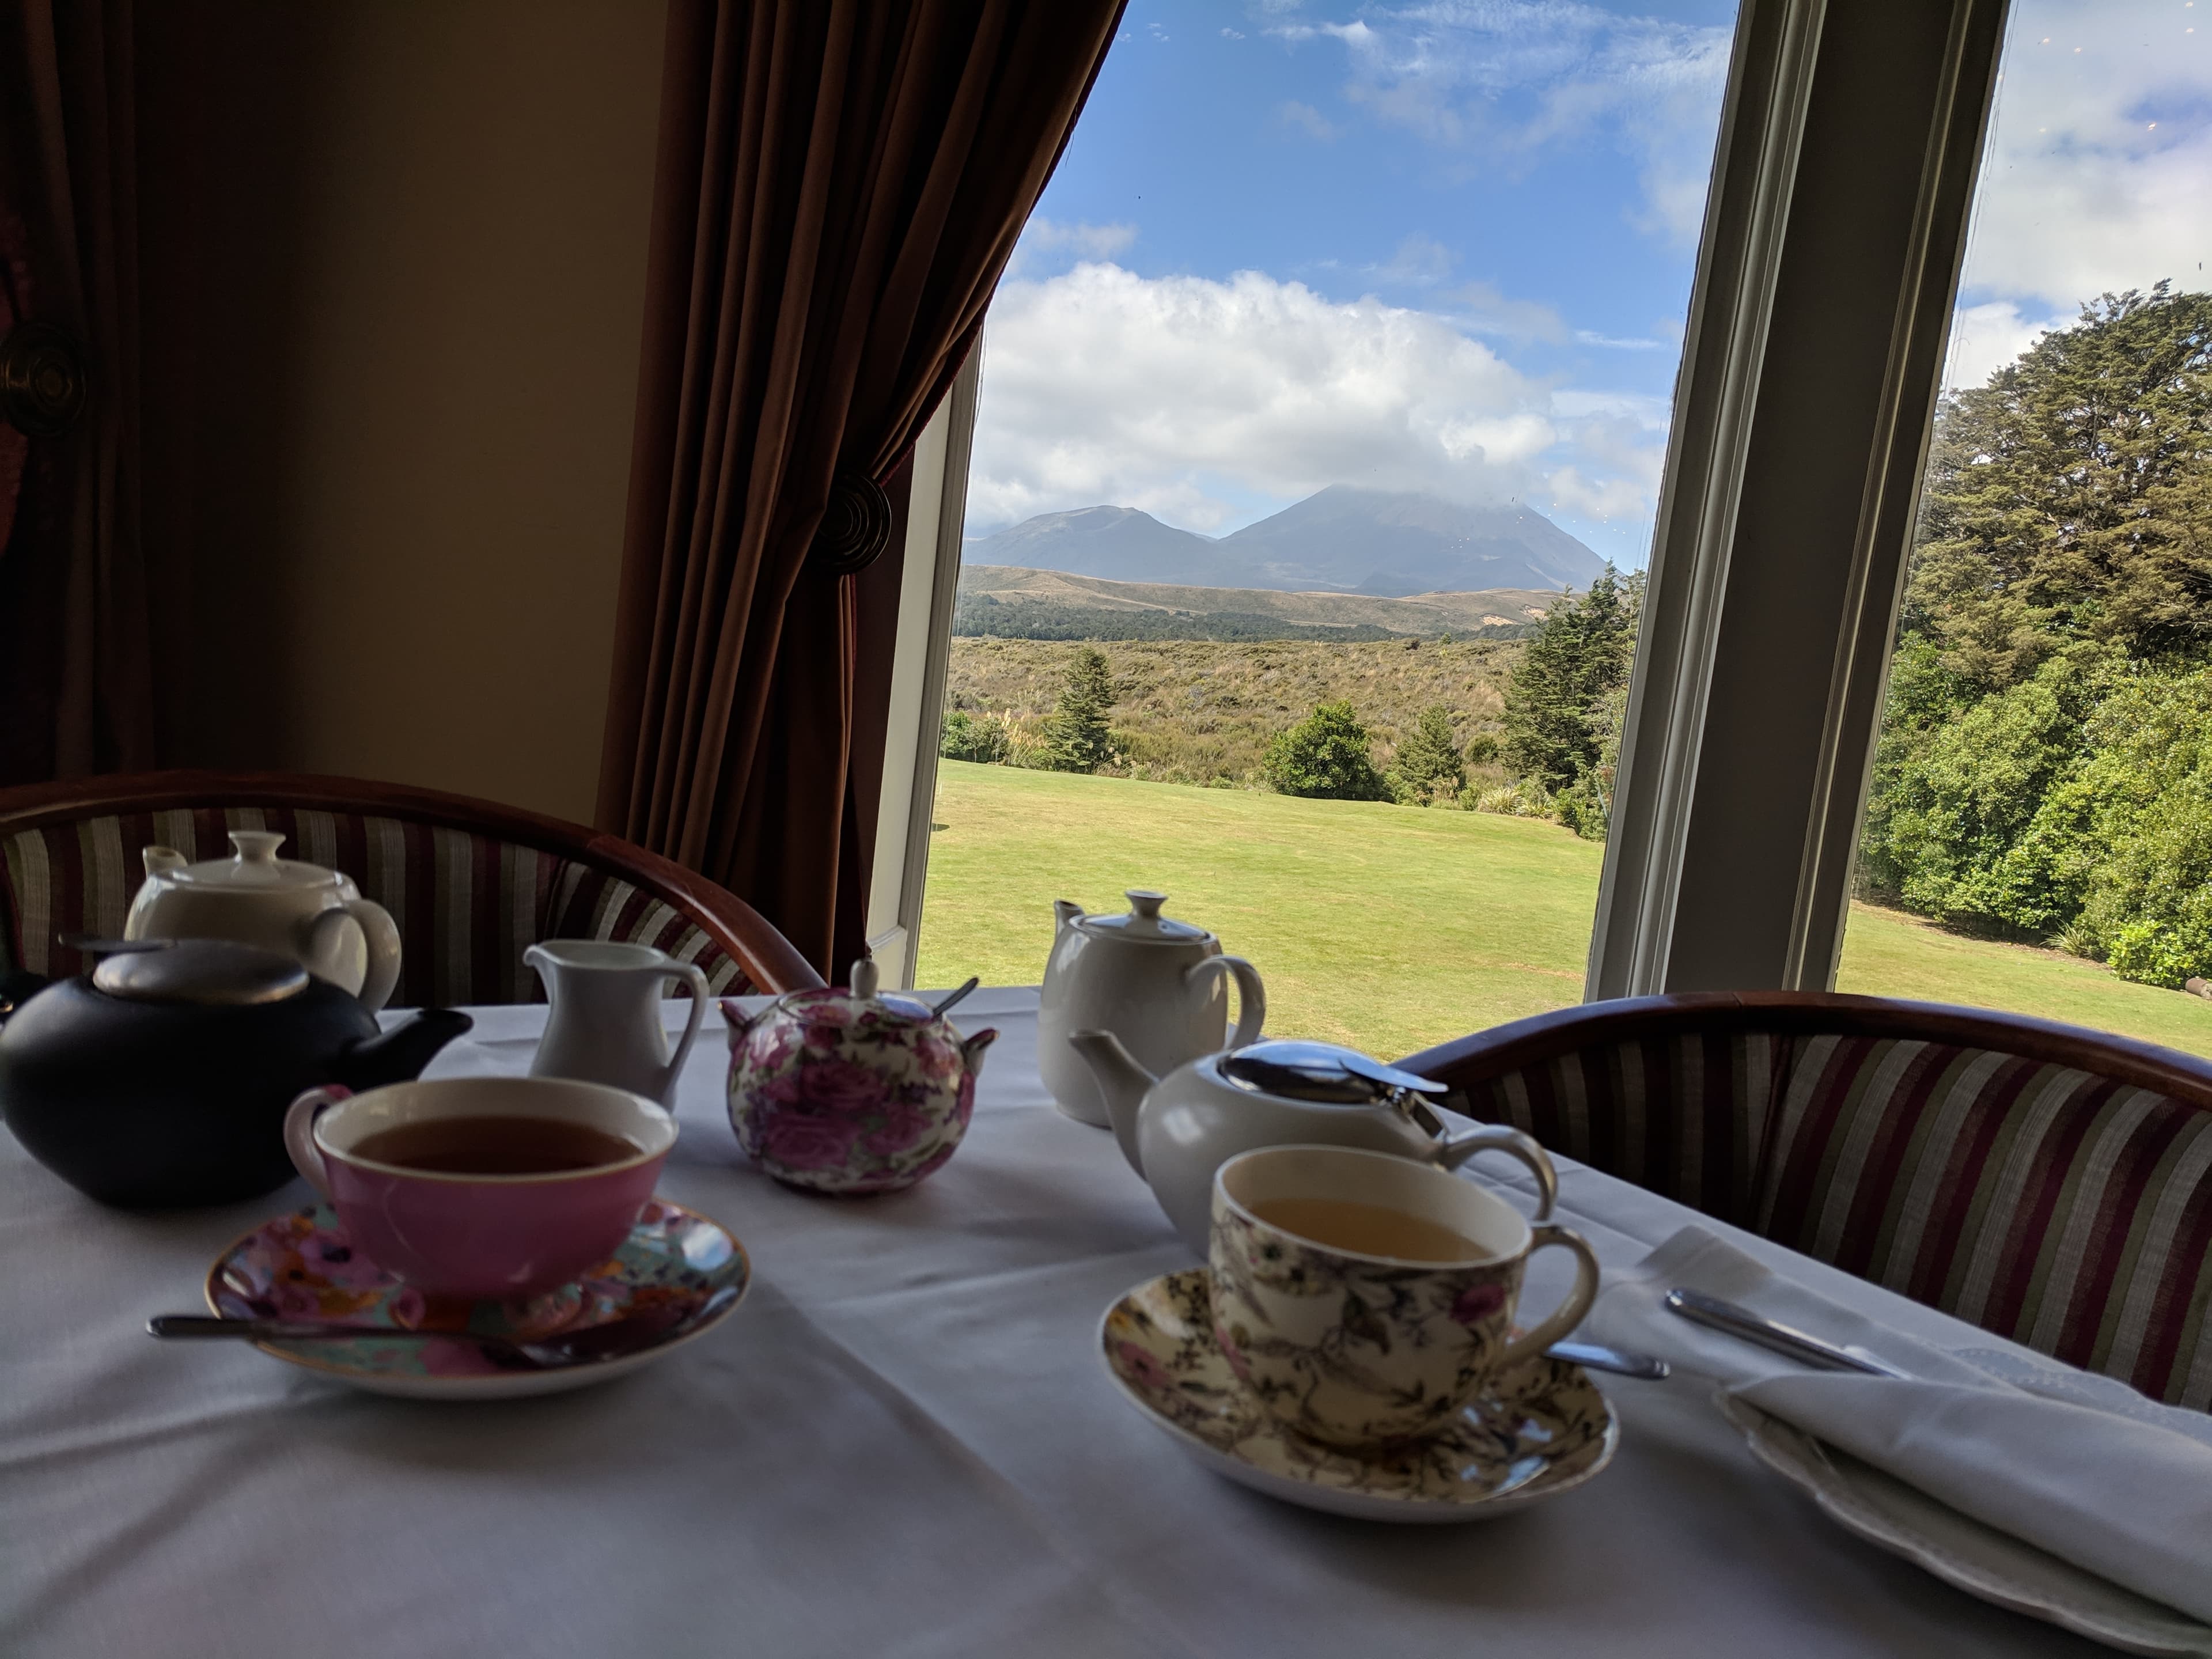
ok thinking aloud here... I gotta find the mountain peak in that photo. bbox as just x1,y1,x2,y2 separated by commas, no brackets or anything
966,488,1603,597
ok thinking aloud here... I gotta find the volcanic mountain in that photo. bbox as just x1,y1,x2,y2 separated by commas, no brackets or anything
964,487,1605,597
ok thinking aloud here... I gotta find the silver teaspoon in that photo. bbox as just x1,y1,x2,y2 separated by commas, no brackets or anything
1546,1339,1670,1380
149,1291,736,1372
930,976,981,1017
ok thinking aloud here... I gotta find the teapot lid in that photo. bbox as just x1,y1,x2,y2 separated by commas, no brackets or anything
92,940,310,1006
1076,890,1210,944
777,958,935,1027
1219,1040,1448,1105
153,831,343,892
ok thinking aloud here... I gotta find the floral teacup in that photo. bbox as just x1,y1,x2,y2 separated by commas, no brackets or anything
1208,1143,1601,1449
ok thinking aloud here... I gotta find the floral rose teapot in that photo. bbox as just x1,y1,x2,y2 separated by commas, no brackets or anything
724,961,995,1194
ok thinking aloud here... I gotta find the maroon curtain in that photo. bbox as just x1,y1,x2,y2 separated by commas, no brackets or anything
596,0,1123,976
0,0,153,783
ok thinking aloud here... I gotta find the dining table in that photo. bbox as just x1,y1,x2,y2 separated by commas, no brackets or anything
0,988,2173,1657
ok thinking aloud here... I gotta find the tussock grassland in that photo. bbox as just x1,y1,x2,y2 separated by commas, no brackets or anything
944,637,1522,786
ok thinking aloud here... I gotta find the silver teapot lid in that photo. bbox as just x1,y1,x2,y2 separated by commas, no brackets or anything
1219,1039,1447,1105
90,940,310,1006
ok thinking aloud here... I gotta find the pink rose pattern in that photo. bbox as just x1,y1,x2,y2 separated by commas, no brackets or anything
728,991,994,1194
1450,1282,1509,1326
209,1201,743,1384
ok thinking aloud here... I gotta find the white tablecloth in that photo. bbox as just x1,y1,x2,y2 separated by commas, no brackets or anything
0,992,2135,1657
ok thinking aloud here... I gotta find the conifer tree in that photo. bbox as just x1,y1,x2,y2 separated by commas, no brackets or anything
1499,567,1639,793
1905,284,2212,690
1041,647,1118,773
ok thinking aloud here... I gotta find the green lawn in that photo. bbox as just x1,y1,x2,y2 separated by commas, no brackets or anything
915,762,2212,1062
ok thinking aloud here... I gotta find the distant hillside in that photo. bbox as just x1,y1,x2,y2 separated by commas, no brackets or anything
964,487,1606,597
955,566,1555,642
963,506,1228,586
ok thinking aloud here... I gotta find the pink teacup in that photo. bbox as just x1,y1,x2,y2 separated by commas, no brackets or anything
283,1077,675,1301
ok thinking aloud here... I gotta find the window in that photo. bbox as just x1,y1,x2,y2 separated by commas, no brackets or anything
1834,0,2212,1058
913,1,1740,1058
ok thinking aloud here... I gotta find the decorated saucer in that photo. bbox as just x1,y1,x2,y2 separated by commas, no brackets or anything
205,1198,749,1400
1100,1268,1618,1523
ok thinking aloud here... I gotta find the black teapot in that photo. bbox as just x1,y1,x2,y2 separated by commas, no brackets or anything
0,940,471,1209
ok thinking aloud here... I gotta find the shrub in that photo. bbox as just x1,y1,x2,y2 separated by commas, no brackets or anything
1263,702,1392,800
939,707,1010,764
1464,732,1499,766
1468,779,1552,817
1392,706,1467,806
1554,767,1610,840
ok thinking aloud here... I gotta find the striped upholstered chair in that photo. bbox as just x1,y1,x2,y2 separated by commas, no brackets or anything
0,771,824,1006
1403,994,2212,1410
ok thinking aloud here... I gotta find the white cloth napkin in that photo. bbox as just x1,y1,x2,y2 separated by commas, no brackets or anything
1584,1226,2212,1624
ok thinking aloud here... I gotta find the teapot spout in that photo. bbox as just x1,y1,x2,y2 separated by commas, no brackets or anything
1053,899,1085,939
142,845,187,877
960,1027,998,1073
1067,1029,1157,1177
334,1009,473,1090
720,997,770,1045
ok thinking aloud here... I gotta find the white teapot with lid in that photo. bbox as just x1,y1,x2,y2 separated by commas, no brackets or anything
125,832,404,1010
1037,889,1265,1127
1067,1033,1562,1257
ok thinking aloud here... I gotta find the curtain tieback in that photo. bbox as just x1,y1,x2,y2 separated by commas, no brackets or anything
806,469,896,577
0,323,90,438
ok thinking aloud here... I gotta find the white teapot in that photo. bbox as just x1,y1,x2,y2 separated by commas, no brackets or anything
1067,1033,1560,1256
126,832,403,1010
1036,890,1264,1128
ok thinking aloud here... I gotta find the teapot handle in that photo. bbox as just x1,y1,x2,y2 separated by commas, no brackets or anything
1432,1123,1559,1221
345,899,402,1012
1185,955,1266,1049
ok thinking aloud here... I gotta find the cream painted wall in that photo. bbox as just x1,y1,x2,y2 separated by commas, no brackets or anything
139,0,668,824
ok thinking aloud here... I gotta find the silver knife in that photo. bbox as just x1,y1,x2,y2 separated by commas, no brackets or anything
1664,1288,1909,1378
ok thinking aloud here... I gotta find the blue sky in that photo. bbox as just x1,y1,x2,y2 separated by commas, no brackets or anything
964,0,2210,570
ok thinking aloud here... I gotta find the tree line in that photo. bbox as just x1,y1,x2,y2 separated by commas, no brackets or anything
938,570,1637,826
1859,284,2212,988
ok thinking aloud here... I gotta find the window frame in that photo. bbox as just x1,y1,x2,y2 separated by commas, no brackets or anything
1590,0,2013,998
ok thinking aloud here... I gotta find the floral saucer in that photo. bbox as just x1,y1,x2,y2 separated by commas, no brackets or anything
1100,1268,1618,1524
205,1198,749,1400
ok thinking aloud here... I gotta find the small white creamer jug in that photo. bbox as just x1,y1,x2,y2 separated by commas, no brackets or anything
524,940,711,1107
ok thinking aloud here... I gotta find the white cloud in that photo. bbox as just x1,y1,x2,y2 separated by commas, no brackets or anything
1021,218,1138,258
1954,0,2212,315
1941,300,2068,389
1278,99,1339,141
1370,232,1455,286
1274,2,1733,247
1006,218,1137,279
1574,329,1666,350
1446,279,1567,343
966,262,1664,539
